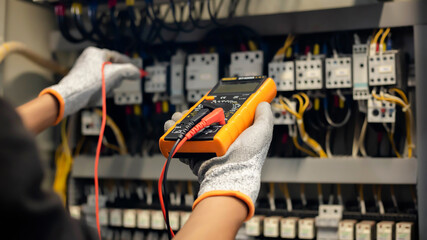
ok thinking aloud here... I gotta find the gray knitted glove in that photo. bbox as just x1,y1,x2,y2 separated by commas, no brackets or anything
40,47,140,124
164,102,273,220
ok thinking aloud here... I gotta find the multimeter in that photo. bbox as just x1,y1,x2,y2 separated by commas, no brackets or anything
159,75,277,158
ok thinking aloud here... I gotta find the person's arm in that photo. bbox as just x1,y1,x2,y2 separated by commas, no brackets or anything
16,94,58,134
174,196,247,240
15,47,140,135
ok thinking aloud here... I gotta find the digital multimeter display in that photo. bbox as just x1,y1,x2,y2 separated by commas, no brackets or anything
211,82,260,94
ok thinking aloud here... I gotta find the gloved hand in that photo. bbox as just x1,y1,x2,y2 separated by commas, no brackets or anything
40,47,140,124
164,102,273,220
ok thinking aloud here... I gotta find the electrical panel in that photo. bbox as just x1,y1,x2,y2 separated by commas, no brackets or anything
325,57,352,89
296,58,323,90
353,44,370,100
186,53,219,102
281,217,299,239
339,219,357,240
144,64,168,93
268,61,295,91
81,110,101,136
368,51,400,87
377,221,395,240
367,96,396,123
395,222,414,240
272,98,296,125
245,215,264,236
299,218,316,239
229,50,263,77
263,216,281,238
113,58,143,105
170,51,186,105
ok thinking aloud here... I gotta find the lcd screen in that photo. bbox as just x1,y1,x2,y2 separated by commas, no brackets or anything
212,81,260,94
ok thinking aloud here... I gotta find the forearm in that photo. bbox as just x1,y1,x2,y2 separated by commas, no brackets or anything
174,196,247,240
16,94,59,134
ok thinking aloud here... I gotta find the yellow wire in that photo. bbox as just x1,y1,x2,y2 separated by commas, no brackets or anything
103,142,121,153
74,136,86,157
372,90,413,157
278,96,300,118
390,88,409,104
387,132,401,158
269,183,275,198
282,183,291,199
53,118,73,206
359,184,364,201
94,109,128,155
292,136,317,157
372,29,384,44
274,34,295,58
380,28,391,51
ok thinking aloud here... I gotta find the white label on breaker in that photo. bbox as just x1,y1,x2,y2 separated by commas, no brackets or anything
307,70,320,78
123,209,136,228
281,221,297,238
379,65,392,73
335,68,350,77
69,206,81,220
137,210,150,229
281,71,293,80
99,208,108,226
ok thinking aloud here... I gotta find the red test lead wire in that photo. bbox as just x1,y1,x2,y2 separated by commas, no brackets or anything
158,108,226,238
94,61,112,240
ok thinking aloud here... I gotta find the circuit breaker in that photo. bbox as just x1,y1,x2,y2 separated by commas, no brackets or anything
81,110,101,136
113,57,143,105
296,58,323,90
325,57,352,89
339,219,357,240
367,96,396,123
263,216,281,238
272,98,296,125
229,50,263,77
268,61,295,91
377,221,395,240
281,217,299,239
186,53,219,102
136,210,150,229
123,209,137,228
315,205,344,240
353,44,370,99
368,51,400,87
299,218,316,239
144,64,169,93
170,51,186,105
245,215,264,237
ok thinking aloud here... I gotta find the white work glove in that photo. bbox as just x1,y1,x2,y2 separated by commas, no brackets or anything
164,102,274,220
40,47,140,124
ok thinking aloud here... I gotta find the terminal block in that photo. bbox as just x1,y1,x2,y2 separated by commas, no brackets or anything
296,58,323,90
263,216,281,238
81,110,101,136
281,217,299,239
396,222,414,240
368,50,401,87
186,53,219,102
339,219,357,240
325,57,352,89
245,215,264,237
367,96,396,123
144,64,169,93
299,218,316,239
353,44,370,100
229,50,263,77
377,221,395,240
268,61,295,91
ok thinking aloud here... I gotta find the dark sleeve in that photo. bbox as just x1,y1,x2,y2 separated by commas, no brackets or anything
0,98,97,240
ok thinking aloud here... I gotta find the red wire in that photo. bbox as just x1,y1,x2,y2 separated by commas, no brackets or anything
95,61,112,240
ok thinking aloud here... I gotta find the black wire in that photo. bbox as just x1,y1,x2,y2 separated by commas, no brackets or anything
88,2,107,41
57,15,85,43
187,0,210,29
162,139,181,240
169,0,195,32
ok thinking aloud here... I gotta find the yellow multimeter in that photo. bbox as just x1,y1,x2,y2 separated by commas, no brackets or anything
159,76,277,158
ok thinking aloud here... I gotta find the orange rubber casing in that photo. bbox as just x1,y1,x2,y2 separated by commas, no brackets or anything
159,77,277,158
